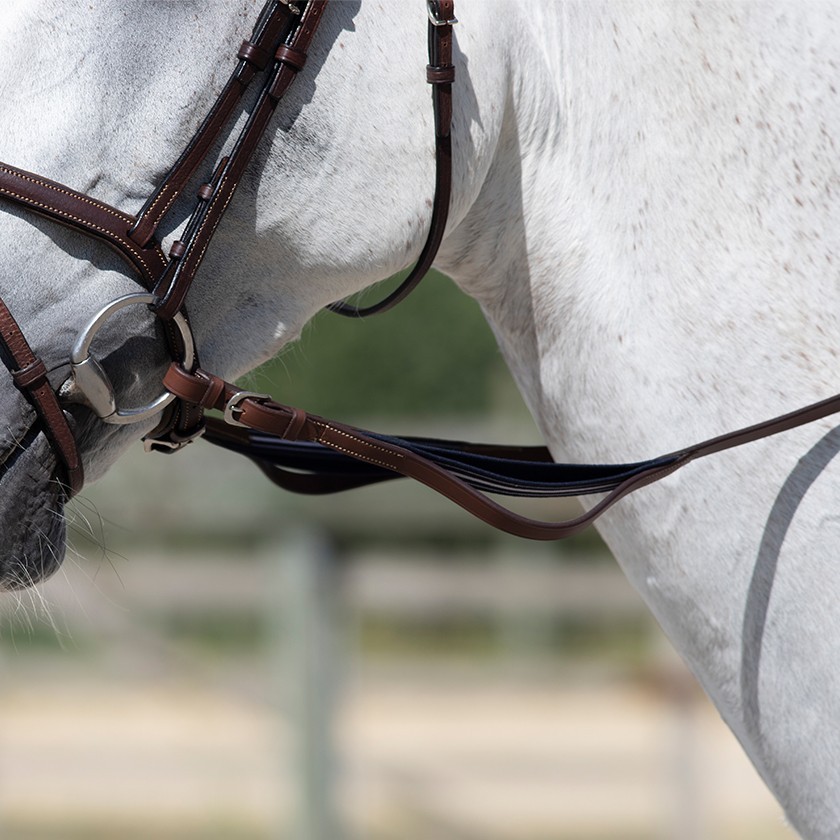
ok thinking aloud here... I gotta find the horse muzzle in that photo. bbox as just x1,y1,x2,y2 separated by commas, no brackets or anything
0,417,68,590
0,290,197,590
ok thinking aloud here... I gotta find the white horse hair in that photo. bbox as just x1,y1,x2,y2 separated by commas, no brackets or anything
2,1,840,833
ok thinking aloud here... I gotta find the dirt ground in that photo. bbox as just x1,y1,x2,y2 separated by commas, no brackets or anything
0,669,791,840
0,540,795,840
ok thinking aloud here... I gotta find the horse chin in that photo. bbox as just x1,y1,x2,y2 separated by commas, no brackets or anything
0,428,67,591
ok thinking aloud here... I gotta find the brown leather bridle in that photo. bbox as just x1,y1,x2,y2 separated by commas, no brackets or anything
2,0,840,542
0,0,453,490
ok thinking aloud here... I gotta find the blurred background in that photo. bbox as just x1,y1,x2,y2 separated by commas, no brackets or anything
0,273,789,839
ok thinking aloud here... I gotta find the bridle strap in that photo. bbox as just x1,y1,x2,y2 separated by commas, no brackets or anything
128,0,303,249
327,0,456,317
164,363,840,540
149,0,328,321
0,0,304,284
0,163,168,287
145,1,327,440
0,300,84,496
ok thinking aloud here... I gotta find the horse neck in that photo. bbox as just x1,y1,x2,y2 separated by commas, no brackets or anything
443,1,840,463
441,7,840,814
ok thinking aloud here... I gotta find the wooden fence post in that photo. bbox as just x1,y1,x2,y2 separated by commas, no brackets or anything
269,528,343,840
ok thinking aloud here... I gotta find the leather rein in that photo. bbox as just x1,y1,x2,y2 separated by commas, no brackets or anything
2,0,840,541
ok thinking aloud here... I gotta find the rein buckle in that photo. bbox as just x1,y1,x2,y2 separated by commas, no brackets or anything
427,1,458,26
279,0,301,15
143,425,206,453
224,389,272,427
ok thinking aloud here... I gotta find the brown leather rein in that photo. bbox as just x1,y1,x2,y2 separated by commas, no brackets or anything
2,0,840,541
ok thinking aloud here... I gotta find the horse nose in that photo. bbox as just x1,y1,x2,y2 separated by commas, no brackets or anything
1,548,63,591
0,393,68,590
0,451,67,589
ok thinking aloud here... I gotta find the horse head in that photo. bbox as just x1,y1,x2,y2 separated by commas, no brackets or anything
0,0,495,588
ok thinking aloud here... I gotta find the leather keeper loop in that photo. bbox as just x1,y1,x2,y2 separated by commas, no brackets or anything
276,44,307,72
197,183,214,201
238,39,272,71
169,240,187,260
283,406,308,441
162,364,226,410
427,64,455,85
12,358,47,390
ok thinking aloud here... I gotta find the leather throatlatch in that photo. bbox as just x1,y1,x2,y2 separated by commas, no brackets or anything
327,0,456,317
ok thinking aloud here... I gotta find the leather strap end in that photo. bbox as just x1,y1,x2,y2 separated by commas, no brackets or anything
239,400,310,441
168,240,187,260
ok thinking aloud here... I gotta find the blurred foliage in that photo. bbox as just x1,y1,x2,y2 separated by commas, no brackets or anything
157,610,266,656
243,271,510,419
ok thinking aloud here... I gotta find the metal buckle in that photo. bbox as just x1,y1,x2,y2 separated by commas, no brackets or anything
427,1,458,26
62,293,195,425
279,0,301,15
144,437,184,453
223,390,272,427
143,424,206,453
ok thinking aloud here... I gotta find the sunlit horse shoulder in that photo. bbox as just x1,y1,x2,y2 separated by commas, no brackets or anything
2,0,840,834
